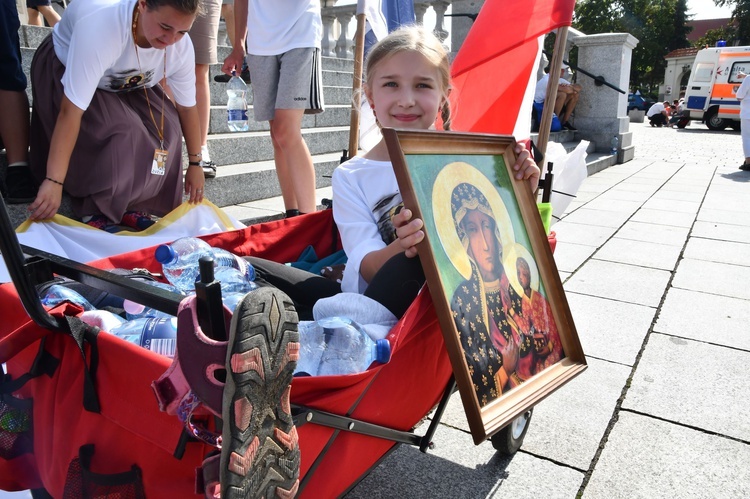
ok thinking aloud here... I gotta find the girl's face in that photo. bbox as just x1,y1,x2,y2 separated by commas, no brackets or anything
137,0,195,49
463,209,501,282
365,51,445,131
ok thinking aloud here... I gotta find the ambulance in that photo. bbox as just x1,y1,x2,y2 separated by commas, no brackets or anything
683,45,750,130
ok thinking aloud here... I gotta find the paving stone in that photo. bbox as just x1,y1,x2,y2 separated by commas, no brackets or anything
578,197,643,214
346,424,584,499
614,221,689,246
655,287,750,350
583,412,750,499
552,241,597,273
598,188,653,202
650,189,705,202
630,208,696,228
672,258,750,300
559,208,632,228
683,237,750,267
551,221,617,247
624,333,750,441
564,260,671,308
640,198,701,214
593,237,682,271
610,181,660,193
691,220,750,244
697,207,750,227
658,182,708,193
565,292,655,365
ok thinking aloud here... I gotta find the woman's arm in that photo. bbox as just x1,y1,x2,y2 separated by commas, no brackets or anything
175,103,205,203
28,95,84,220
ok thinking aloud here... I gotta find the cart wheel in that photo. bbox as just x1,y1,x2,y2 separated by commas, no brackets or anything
490,409,533,456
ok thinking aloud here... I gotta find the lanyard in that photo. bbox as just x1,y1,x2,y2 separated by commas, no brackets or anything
132,4,167,149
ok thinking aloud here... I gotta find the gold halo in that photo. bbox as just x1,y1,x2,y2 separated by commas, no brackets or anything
504,243,540,297
433,162,514,280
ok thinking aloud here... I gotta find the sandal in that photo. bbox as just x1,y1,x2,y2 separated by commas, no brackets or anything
220,287,300,499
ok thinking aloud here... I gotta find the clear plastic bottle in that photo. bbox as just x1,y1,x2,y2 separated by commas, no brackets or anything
39,284,95,311
222,292,248,313
154,237,213,293
610,135,619,155
213,266,259,295
227,71,249,132
122,281,182,320
211,247,256,282
301,316,391,376
109,317,178,358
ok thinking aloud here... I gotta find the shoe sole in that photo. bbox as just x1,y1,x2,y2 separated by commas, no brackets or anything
204,169,217,179
220,287,300,499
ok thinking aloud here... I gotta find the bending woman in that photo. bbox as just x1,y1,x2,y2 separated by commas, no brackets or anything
28,0,205,230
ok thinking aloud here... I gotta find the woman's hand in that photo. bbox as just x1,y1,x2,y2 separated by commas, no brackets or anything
28,179,63,221
512,143,541,193
184,165,205,203
393,207,424,258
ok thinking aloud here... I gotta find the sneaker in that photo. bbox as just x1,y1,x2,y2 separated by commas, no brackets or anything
120,210,155,231
201,160,217,179
562,121,577,131
214,67,251,84
83,214,122,233
3,165,39,204
220,287,300,499
740,163,750,171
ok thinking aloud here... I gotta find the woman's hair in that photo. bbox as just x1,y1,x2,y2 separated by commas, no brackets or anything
364,25,452,130
144,0,201,16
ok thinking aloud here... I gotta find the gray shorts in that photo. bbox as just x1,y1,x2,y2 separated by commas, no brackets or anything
188,0,222,65
247,48,324,122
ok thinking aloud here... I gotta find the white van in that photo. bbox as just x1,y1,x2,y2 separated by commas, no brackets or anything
683,45,750,130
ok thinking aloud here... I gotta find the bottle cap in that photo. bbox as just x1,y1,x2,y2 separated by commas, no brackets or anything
154,244,177,264
375,339,391,364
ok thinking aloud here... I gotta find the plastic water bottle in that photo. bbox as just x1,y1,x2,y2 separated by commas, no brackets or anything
227,71,249,132
109,317,178,358
222,292,247,313
211,248,256,282
301,317,391,376
122,281,182,320
610,135,619,155
213,266,259,295
40,284,95,311
155,237,213,292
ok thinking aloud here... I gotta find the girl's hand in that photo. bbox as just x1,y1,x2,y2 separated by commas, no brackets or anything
185,165,205,204
512,143,541,193
393,207,424,258
28,179,63,221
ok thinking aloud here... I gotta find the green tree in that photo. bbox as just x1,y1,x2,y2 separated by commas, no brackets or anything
693,26,737,47
715,0,750,44
669,0,693,50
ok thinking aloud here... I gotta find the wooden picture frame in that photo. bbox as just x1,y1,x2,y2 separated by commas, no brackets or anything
383,128,587,444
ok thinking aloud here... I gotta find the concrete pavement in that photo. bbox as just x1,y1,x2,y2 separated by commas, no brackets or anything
346,121,750,498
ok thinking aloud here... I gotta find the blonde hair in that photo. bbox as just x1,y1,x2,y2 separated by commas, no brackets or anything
364,26,452,130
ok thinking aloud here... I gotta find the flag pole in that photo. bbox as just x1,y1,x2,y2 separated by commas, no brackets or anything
347,13,367,161
536,26,569,165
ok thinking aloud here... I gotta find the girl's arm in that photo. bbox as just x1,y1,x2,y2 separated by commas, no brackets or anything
511,143,541,193
28,95,84,220
359,207,424,283
175,103,205,203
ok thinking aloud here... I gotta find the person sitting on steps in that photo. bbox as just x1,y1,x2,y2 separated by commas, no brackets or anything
533,62,581,131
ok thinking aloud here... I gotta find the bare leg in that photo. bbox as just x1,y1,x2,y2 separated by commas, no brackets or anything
561,93,579,123
26,8,43,26
37,5,61,27
553,89,567,117
0,90,30,164
221,3,235,48
195,64,211,149
269,109,316,214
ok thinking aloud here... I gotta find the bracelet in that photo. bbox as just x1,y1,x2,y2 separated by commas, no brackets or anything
188,161,201,166
45,176,64,186
188,153,202,158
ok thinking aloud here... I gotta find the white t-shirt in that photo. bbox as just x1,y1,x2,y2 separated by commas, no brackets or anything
245,0,322,56
332,156,403,294
646,102,666,117
52,0,196,111
736,76,750,119
533,73,572,103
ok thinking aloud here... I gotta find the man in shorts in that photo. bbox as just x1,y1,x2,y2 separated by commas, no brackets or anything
1,0,39,203
26,0,61,27
222,0,324,217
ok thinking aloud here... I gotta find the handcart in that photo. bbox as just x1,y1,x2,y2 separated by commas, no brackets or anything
0,195,552,498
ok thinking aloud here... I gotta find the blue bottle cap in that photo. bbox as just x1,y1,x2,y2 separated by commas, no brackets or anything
375,339,391,364
154,244,177,264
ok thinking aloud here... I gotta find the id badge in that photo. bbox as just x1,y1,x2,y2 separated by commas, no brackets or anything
151,149,168,176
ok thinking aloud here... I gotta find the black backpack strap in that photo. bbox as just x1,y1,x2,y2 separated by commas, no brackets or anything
1,336,60,406
61,315,101,414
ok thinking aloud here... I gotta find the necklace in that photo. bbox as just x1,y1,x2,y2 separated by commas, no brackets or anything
132,4,169,175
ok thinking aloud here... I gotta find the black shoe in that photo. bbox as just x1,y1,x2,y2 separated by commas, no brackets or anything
562,121,577,131
201,160,217,179
3,165,39,204
213,67,251,84
739,163,750,171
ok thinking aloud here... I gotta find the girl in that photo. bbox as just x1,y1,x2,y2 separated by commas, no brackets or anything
27,0,206,230
250,26,540,320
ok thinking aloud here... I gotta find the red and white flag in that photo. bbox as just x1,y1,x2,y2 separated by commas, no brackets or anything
448,0,576,139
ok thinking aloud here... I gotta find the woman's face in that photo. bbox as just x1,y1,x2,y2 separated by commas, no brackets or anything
462,209,501,282
137,0,195,49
